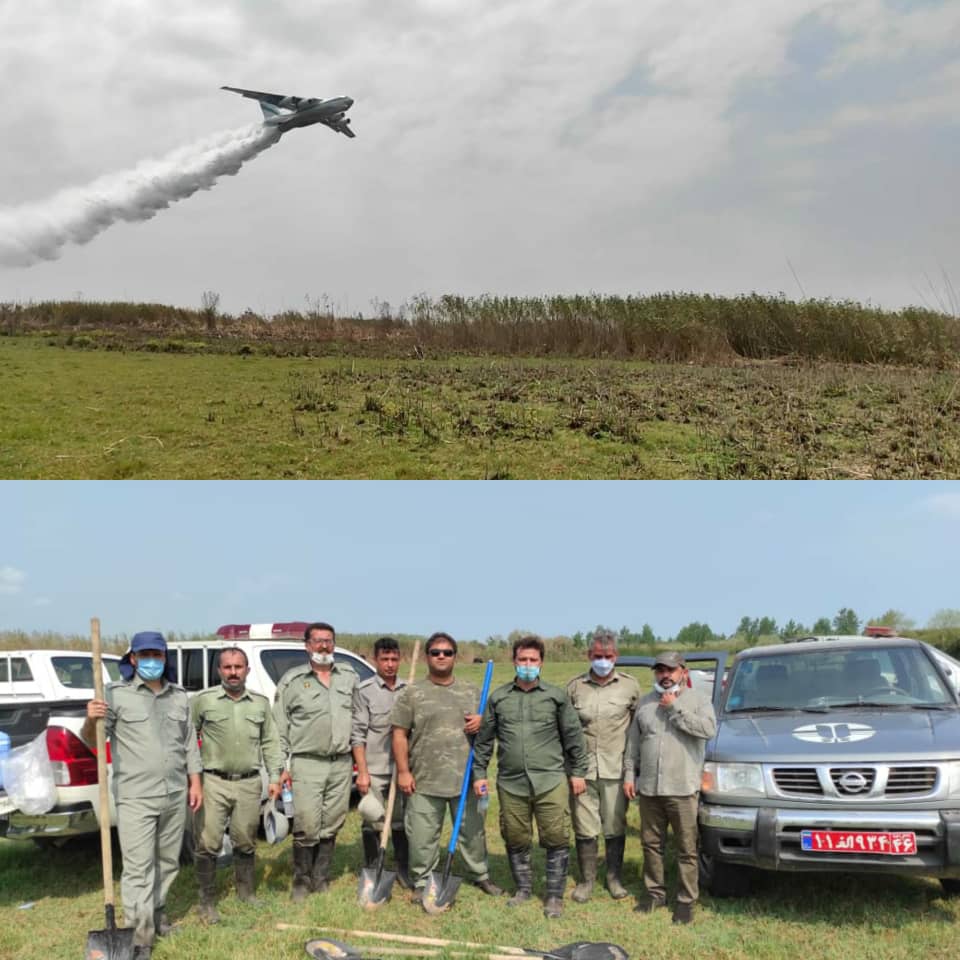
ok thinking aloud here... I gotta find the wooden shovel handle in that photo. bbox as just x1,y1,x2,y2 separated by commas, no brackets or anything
91,617,114,910
378,640,420,850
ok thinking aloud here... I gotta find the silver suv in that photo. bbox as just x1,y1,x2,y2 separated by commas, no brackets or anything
698,636,960,897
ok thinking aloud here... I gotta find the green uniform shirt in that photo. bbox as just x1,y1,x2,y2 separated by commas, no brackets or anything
566,669,641,780
390,677,480,797
192,685,283,781
104,676,201,799
273,662,358,764
351,673,407,777
473,678,588,797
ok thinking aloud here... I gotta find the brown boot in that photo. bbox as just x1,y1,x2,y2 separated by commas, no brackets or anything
291,844,313,903
311,838,335,894
603,835,628,900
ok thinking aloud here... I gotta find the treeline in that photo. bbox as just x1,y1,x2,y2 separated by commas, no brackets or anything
2,292,959,366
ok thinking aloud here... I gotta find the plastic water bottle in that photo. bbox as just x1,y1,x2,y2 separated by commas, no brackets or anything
281,782,294,817
0,731,9,790
476,782,489,816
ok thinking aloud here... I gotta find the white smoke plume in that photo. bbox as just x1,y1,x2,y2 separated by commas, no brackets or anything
0,124,281,267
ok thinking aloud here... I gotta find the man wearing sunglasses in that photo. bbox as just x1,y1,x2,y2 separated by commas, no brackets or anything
391,632,502,906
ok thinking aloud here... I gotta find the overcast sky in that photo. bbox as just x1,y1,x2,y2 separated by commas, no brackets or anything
3,481,959,642
0,0,957,316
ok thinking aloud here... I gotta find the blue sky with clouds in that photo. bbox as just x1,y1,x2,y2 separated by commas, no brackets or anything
0,0,957,315
3,481,959,641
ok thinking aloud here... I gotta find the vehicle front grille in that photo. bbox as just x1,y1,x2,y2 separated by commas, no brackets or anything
773,768,822,795
886,767,937,795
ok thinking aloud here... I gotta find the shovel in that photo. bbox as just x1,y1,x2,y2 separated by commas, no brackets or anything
357,640,421,909
422,659,495,914
85,617,136,960
300,935,628,960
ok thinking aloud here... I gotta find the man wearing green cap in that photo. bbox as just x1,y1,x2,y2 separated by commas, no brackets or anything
83,631,202,960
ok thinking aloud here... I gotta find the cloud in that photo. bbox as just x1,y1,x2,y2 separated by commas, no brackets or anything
0,566,26,596
919,492,960,519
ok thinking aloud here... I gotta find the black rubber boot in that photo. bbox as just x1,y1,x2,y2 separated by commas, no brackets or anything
154,907,174,936
506,847,533,906
195,853,220,924
543,845,569,919
311,837,336,893
571,837,598,903
291,844,313,902
604,835,628,900
362,830,380,869
392,828,412,889
234,851,260,905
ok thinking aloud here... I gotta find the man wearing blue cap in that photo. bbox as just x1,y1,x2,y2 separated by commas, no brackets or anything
83,632,203,960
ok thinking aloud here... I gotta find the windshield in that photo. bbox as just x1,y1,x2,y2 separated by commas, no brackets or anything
725,645,955,712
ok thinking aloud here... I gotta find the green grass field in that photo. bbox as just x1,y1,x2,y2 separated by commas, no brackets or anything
3,337,960,478
1,662,959,959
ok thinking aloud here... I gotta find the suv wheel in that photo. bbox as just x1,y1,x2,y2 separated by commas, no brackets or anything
700,853,752,898
941,878,960,897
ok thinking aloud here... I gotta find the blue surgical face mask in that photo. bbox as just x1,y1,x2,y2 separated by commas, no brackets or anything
136,658,165,681
516,664,540,683
591,658,615,677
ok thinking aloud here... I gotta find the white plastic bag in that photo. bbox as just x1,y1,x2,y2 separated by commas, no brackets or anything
1,734,57,815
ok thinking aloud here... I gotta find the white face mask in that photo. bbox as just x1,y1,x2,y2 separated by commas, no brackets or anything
310,651,334,667
591,657,615,677
654,676,682,695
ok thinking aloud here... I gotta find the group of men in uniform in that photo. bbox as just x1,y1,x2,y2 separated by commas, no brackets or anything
83,624,715,958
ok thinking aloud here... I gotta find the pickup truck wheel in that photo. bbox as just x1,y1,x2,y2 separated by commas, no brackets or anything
700,853,752,898
941,879,960,896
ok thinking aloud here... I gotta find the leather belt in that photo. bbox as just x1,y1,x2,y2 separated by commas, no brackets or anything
205,769,259,781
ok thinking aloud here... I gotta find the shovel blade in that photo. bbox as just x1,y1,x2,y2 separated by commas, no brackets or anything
85,925,136,960
421,870,462,914
357,864,397,909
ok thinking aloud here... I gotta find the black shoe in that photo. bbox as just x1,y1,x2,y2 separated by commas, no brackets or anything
473,878,504,896
391,829,412,889
361,831,380,870
154,908,175,936
133,948,152,960
634,896,667,913
543,896,564,919
506,847,533,907
410,888,424,905
673,902,694,924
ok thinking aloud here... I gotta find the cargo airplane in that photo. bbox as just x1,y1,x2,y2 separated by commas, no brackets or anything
222,86,355,138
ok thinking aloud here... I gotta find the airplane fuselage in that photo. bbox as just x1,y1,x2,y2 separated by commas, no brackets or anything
270,97,354,131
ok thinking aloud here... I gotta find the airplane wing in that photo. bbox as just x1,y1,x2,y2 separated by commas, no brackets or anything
221,86,304,108
328,117,356,138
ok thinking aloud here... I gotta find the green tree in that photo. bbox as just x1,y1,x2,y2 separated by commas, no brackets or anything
675,622,717,649
867,609,915,633
811,617,833,634
640,624,657,648
757,616,778,638
780,619,807,639
570,631,585,650
735,616,756,640
833,608,860,635
926,609,960,630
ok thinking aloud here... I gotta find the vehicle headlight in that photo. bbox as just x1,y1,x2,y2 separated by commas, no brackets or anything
702,762,765,798
947,761,960,799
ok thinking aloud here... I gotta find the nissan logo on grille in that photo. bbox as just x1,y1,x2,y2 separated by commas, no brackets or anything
835,770,870,794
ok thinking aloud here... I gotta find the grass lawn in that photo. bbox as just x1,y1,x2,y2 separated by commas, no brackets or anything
3,337,960,478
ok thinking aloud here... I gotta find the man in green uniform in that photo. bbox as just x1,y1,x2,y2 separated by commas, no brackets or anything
624,651,717,925
474,636,588,919
351,636,410,886
274,621,358,901
566,630,640,902
192,647,283,921
83,632,202,960
391,632,502,906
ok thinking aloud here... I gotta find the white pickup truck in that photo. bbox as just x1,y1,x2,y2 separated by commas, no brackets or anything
0,625,373,848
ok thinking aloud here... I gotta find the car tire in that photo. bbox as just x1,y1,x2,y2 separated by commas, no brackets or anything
941,878,960,897
700,853,752,898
